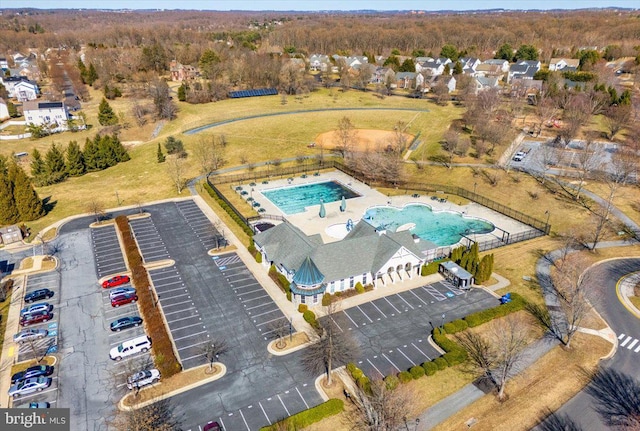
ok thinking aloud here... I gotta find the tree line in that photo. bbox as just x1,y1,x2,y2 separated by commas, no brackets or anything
0,156,45,225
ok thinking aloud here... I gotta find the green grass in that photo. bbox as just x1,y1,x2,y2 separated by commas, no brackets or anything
0,287,13,352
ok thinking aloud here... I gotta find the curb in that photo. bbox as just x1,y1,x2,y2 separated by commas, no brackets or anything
314,373,330,402
266,334,312,356
616,273,640,320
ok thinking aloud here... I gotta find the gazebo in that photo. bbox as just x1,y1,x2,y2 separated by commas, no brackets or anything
290,256,326,306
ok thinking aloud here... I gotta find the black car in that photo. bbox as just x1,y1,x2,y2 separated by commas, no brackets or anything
110,316,143,332
24,289,54,304
11,365,54,384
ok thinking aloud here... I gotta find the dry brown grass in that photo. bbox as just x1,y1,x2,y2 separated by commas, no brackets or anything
630,296,640,309
432,332,611,431
10,356,57,375
315,129,414,151
19,257,34,270
272,332,310,352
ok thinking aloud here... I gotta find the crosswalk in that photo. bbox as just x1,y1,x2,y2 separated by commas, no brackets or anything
618,333,640,353
212,254,241,268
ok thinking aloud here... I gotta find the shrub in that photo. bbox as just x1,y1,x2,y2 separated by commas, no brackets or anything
434,357,448,370
464,293,525,327
452,319,468,332
432,329,468,365
255,253,262,263
286,291,292,301
410,365,425,380
398,371,413,383
443,350,467,366
322,293,332,306
421,260,443,276
354,282,365,294
346,363,357,374
303,310,318,328
443,322,456,334
298,304,308,313
260,399,344,431
357,375,370,392
203,183,254,238
384,374,399,391
351,369,364,380
422,361,438,376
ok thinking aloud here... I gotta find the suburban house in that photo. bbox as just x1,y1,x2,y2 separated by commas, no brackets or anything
169,61,199,81
23,100,70,131
428,74,457,93
309,54,330,72
0,98,9,121
253,220,433,306
395,72,425,90
0,76,39,100
0,57,8,70
458,57,481,75
472,76,500,94
333,55,369,71
510,79,543,99
416,57,451,77
507,60,541,83
370,67,395,85
548,58,580,72
482,59,510,73
0,225,23,245
474,63,505,78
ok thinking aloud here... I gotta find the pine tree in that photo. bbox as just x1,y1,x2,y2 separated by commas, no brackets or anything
10,162,44,221
65,140,85,176
0,167,19,224
30,148,46,186
98,135,119,168
87,63,99,86
157,143,166,163
177,83,187,102
83,137,100,171
77,59,87,83
109,135,130,162
98,98,118,126
44,143,68,185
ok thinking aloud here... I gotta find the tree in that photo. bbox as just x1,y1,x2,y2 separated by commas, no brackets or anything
98,98,118,126
302,303,358,386
495,43,514,61
157,143,166,163
149,80,177,120
383,55,400,72
200,338,229,372
441,128,460,168
335,116,356,157
177,83,187,102
30,148,46,186
514,44,538,61
198,49,221,79
440,44,459,61
578,49,600,71
44,143,68,185
86,63,98,86
603,104,631,140
267,319,291,349
453,60,463,75
166,155,188,194
348,379,413,431
573,140,603,202
87,200,105,224
431,80,450,105
398,59,415,72
584,367,640,429
10,162,44,221
192,134,226,175
0,167,19,224
140,44,167,72
111,398,181,431
65,141,85,176
164,136,186,158
455,315,530,401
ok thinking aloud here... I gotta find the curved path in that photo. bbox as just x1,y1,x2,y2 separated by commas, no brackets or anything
182,107,430,135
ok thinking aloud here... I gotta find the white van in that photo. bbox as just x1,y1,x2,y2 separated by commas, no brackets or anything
110,335,151,361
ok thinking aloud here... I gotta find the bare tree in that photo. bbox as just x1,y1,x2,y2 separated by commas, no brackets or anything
536,95,558,136
335,116,356,157
537,409,584,431
349,379,413,431
267,319,291,349
200,337,229,372
193,134,226,175
584,367,640,430
533,143,560,184
573,140,604,202
165,155,188,194
455,315,530,401
302,303,358,386
111,398,181,431
604,104,632,141
441,128,460,168
87,200,106,224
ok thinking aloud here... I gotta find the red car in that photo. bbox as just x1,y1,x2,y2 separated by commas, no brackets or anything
102,275,130,289
111,294,138,308
19,312,53,327
203,421,222,431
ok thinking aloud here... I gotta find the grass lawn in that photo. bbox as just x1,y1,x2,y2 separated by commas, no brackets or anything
0,287,13,352
630,296,640,309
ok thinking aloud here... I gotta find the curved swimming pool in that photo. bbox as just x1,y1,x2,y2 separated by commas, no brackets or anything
364,203,494,246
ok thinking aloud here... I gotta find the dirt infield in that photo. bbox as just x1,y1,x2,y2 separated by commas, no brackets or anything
315,129,414,151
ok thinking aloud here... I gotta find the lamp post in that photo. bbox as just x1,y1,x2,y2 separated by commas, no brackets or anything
289,316,293,342
545,210,550,234
473,182,477,196
441,313,445,331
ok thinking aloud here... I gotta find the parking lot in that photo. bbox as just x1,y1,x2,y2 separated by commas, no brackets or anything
11,271,61,407
176,200,224,250
91,225,127,279
130,217,172,262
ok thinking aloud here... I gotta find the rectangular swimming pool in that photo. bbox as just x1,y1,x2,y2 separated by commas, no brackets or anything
261,180,360,215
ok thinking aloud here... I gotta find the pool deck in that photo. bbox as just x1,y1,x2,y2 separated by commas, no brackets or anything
236,170,535,246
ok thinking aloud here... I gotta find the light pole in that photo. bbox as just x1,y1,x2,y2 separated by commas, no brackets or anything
545,210,550,233
289,316,293,342
473,182,477,196
441,313,445,331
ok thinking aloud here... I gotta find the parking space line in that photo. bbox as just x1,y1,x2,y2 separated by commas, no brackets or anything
412,342,431,360
158,292,189,301
383,297,401,314
408,289,428,306
277,394,291,416
328,316,344,332
395,293,415,309
233,288,264,295
245,302,276,311
168,320,204,331
370,301,387,318
250,308,280,318
366,358,383,378
342,310,359,328
382,353,401,372
177,339,209,352
296,387,310,409
238,409,251,430
161,300,193,310
164,307,197,317
173,331,208,342
396,348,414,364
255,316,286,327
356,305,373,323
258,402,272,425
241,295,269,304
154,285,186,295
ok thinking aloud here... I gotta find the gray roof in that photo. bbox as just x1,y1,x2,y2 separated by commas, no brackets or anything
293,256,325,286
253,222,322,273
396,72,417,79
440,261,473,280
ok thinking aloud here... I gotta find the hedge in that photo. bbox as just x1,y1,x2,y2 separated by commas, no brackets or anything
434,357,448,370
115,215,182,378
346,363,357,374
464,292,525,328
410,365,425,380
384,374,399,391
398,371,413,383
303,310,320,330
355,282,365,293
422,361,438,376
269,265,291,294
357,375,371,392
322,293,332,306
203,182,254,238
298,304,308,313
255,253,262,263
259,399,344,431
421,259,445,276
351,368,364,380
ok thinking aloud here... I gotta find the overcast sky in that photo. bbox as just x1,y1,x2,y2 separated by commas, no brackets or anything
5,0,639,11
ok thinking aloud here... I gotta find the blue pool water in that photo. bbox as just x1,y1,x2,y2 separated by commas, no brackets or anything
262,181,360,215
364,204,494,246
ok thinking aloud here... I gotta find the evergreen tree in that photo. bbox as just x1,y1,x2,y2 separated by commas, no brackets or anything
98,135,119,168
44,143,68,185
109,135,130,162
440,44,459,61
77,59,87,83
98,98,118,126
0,167,19,224
83,137,100,171
87,63,99,86
30,148,46,186
453,61,463,75
7,100,18,117
177,83,187,102
495,43,514,61
514,44,538,61
157,143,166,163
399,59,415,72
10,162,44,221
65,140,85,176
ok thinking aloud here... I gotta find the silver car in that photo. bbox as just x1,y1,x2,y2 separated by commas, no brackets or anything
109,287,136,299
13,329,48,344
126,369,160,390
8,377,52,398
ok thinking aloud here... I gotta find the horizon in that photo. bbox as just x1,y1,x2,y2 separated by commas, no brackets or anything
3,0,639,11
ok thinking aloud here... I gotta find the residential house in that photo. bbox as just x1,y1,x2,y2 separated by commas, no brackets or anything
0,225,23,245
0,76,39,100
370,67,395,85
482,59,510,73
507,60,541,83
309,54,330,72
0,98,9,121
472,76,500,94
510,79,543,99
416,57,451,77
23,100,69,131
548,58,580,72
253,220,430,306
458,57,481,75
169,60,199,81
428,75,456,93
395,72,425,90
332,55,369,71
0,57,8,70
13,80,38,102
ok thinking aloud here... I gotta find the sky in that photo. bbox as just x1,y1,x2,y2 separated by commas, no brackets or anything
4,0,640,11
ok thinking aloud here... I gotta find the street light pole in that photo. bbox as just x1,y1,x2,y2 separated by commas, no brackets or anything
289,316,293,342
441,313,445,332
545,210,550,234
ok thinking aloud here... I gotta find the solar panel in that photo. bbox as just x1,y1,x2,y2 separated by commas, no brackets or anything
228,88,278,99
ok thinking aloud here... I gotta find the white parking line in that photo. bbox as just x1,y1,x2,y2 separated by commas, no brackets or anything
163,305,197,316
366,358,383,378
169,320,204,331
396,347,414,364
174,331,208,342
295,387,310,409
277,394,290,416
329,316,344,332
383,297,401,314
342,310,359,328
255,316,286,327
249,308,279,318
234,288,264,296
627,339,638,350
177,339,210,352
382,353,401,372
158,292,189,301
238,409,251,430
370,301,387,318
621,336,632,347
412,342,430,360
258,402,271,425
245,302,276,311
240,295,269,304
408,289,429,306
356,305,373,323
395,293,415,309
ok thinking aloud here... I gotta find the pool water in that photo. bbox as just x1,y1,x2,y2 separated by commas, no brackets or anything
364,204,494,246
262,180,360,215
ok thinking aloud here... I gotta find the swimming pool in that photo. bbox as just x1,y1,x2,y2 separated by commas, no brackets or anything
364,204,494,246
261,180,361,215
